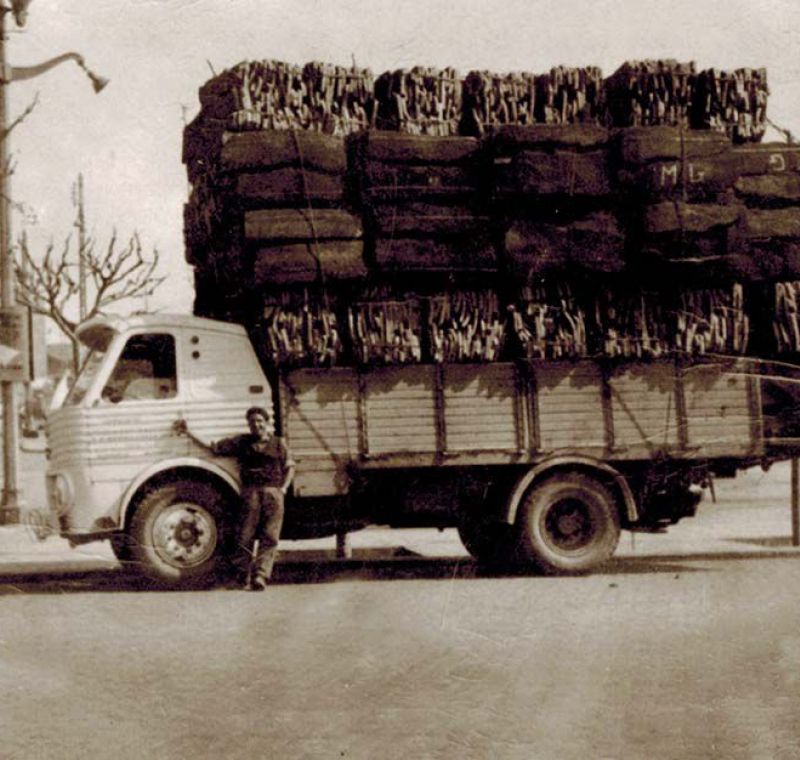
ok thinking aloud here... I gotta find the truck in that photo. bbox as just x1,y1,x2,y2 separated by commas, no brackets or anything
44,309,800,585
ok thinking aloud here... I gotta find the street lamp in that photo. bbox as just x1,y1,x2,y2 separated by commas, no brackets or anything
0,3,108,523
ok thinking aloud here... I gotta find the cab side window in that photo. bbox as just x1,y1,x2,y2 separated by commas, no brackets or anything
101,333,177,403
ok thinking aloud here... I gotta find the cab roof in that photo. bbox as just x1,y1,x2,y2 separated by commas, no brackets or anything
76,313,247,348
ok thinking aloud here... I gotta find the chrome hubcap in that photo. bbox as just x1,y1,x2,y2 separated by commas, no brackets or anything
152,503,217,567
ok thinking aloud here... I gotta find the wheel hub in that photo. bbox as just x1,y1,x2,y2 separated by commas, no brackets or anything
546,499,592,550
556,510,584,536
152,503,217,567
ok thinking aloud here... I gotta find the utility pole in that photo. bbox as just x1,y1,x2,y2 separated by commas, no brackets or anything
0,6,21,522
0,1,107,524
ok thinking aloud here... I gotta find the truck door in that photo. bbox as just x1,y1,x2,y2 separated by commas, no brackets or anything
91,331,187,467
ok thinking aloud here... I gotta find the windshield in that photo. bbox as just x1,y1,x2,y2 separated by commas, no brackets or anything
63,349,108,406
60,323,118,407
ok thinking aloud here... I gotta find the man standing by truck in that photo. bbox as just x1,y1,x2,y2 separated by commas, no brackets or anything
174,407,295,590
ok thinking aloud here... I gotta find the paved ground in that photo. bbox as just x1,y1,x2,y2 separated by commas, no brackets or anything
3,461,800,760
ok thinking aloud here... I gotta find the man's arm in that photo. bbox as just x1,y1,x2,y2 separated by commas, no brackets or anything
172,419,236,455
279,438,296,495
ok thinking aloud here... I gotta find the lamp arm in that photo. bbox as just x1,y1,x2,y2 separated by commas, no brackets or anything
3,52,84,83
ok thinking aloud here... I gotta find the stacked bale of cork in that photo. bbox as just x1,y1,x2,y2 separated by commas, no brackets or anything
491,122,623,276
182,59,374,361
183,54,787,366
609,126,752,355
474,67,620,358
614,126,743,267
597,60,770,357
603,60,696,129
730,142,800,353
352,66,495,273
507,280,589,359
346,66,496,362
690,67,769,143
602,59,768,141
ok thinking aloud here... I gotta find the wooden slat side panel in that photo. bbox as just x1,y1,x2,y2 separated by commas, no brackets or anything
443,364,518,451
536,363,606,450
610,363,680,451
365,366,438,454
683,367,755,454
281,369,360,459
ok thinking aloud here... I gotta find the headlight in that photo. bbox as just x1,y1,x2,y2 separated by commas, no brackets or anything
47,473,74,515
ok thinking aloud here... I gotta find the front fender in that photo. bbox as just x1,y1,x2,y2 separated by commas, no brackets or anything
505,455,638,525
119,456,241,528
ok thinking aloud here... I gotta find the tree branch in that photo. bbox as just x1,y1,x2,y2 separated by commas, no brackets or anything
3,93,40,140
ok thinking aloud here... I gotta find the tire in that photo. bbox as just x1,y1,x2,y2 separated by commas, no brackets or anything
457,512,511,564
515,472,621,575
128,479,231,586
109,533,133,564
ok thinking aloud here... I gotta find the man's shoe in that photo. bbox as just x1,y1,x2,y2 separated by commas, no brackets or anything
247,574,268,592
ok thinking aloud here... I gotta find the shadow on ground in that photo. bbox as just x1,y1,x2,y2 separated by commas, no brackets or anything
6,548,786,594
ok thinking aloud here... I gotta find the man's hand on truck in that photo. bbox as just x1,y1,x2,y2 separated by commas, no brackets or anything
172,418,188,436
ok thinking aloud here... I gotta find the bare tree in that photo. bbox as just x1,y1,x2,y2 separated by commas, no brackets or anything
14,184,165,372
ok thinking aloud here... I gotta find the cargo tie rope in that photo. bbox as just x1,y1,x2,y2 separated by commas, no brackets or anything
290,127,328,300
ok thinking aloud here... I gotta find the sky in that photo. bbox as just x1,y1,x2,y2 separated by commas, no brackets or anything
6,0,800,327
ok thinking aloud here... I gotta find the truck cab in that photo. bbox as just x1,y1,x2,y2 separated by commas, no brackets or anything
46,313,272,583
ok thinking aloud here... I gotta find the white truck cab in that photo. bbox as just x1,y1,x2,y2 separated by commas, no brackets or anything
46,313,273,583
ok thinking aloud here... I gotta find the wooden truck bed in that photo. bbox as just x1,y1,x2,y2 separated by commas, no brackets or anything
279,358,764,497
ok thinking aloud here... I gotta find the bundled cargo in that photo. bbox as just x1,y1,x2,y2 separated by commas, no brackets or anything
184,177,223,266
495,148,611,198
593,289,671,358
773,282,800,353
603,60,696,129
728,142,800,280
674,284,749,355
350,130,485,202
505,211,625,274
373,232,496,272
216,129,348,206
510,282,588,359
490,125,610,200
603,60,768,143
349,298,423,364
373,66,461,135
182,54,791,365
197,59,374,134
460,70,536,136
260,294,343,367
533,66,604,125
733,142,800,177
690,67,768,143
247,208,366,286
183,59,372,190
614,126,737,202
302,60,376,135
428,290,506,362
739,208,800,280
350,131,495,272
460,67,603,137
638,201,744,264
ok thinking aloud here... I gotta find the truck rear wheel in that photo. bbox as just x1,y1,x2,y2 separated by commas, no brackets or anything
128,479,230,586
516,472,620,574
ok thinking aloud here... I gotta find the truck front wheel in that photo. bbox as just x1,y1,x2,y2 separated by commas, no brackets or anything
128,480,231,586
515,472,620,574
